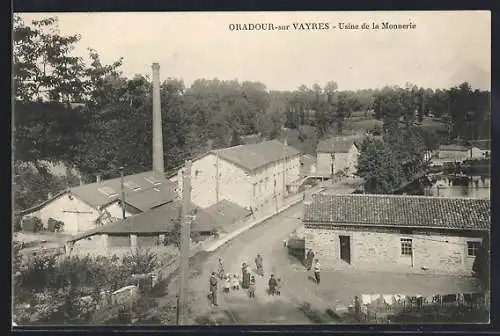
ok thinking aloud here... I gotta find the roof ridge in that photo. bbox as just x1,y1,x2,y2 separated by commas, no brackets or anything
313,193,489,202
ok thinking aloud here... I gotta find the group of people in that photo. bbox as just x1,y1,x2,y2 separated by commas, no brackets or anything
208,255,284,306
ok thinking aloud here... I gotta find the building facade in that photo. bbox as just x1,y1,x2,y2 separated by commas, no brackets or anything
186,140,301,215
316,137,360,177
434,145,470,165
304,194,490,276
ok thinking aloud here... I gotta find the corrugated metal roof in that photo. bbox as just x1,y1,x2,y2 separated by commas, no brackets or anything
304,194,490,231
214,139,301,172
70,170,177,210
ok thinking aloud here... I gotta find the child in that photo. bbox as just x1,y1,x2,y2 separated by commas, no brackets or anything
231,274,240,290
223,274,231,293
248,276,256,298
276,278,282,296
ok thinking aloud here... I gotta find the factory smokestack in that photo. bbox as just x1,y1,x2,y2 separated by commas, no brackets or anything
152,63,165,175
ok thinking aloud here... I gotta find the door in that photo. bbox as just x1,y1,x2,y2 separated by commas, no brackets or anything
339,235,351,264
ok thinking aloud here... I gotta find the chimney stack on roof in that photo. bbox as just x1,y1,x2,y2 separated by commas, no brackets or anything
152,62,165,175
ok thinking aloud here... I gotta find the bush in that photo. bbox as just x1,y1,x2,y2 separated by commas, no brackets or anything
47,218,65,232
13,247,163,325
22,217,44,233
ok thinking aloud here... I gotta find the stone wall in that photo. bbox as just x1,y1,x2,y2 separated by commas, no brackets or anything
305,225,483,276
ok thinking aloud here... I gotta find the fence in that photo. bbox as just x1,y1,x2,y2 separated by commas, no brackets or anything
351,292,490,323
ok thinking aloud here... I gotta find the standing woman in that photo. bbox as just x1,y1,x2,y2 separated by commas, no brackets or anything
241,262,249,289
313,259,321,285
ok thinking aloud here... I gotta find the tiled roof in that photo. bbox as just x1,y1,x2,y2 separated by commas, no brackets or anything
214,140,301,172
204,199,251,228
469,140,491,151
317,136,361,153
69,201,217,241
439,144,469,152
69,170,177,210
303,194,490,231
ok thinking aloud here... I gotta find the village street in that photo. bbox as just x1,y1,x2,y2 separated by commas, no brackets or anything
162,198,481,324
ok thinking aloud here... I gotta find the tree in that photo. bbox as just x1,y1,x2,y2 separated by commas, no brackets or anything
230,129,242,146
356,137,404,194
13,16,86,103
472,236,490,290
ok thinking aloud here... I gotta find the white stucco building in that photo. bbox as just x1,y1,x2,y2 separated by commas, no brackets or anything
18,171,178,234
185,139,302,216
316,136,361,178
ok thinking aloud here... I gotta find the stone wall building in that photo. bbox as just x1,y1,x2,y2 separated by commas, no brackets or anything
303,194,490,276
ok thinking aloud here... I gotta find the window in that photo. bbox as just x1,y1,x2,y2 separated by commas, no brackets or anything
467,241,481,257
400,238,413,256
124,181,142,191
98,187,118,198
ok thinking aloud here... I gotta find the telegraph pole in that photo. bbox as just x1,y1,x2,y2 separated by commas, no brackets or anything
215,150,220,211
178,160,192,325
282,131,287,199
119,167,126,219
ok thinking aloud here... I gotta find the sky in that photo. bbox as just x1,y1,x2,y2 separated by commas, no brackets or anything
17,11,491,91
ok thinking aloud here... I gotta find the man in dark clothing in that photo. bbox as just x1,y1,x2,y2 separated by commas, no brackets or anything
209,272,218,306
306,250,315,271
268,274,278,296
313,259,320,285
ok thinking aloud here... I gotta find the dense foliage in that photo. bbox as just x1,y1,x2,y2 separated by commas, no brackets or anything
12,245,161,324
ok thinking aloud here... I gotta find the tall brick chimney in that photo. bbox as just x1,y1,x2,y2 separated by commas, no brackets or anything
152,63,165,175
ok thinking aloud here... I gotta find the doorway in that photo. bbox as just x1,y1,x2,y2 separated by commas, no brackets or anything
339,235,351,264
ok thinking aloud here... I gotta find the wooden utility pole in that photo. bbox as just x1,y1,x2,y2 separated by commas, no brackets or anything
282,132,287,198
178,160,192,325
215,150,220,211
119,167,126,219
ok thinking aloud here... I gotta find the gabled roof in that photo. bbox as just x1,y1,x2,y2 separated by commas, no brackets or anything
69,201,217,242
438,144,469,152
69,170,177,210
317,136,360,153
213,140,301,172
19,170,178,216
304,194,490,231
469,140,491,151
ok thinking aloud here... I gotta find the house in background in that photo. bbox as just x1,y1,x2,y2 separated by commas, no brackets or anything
186,139,302,216
433,144,470,166
468,140,491,159
19,171,178,234
316,136,361,178
303,194,490,276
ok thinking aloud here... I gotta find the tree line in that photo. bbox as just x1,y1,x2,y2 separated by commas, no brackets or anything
13,15,491,211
